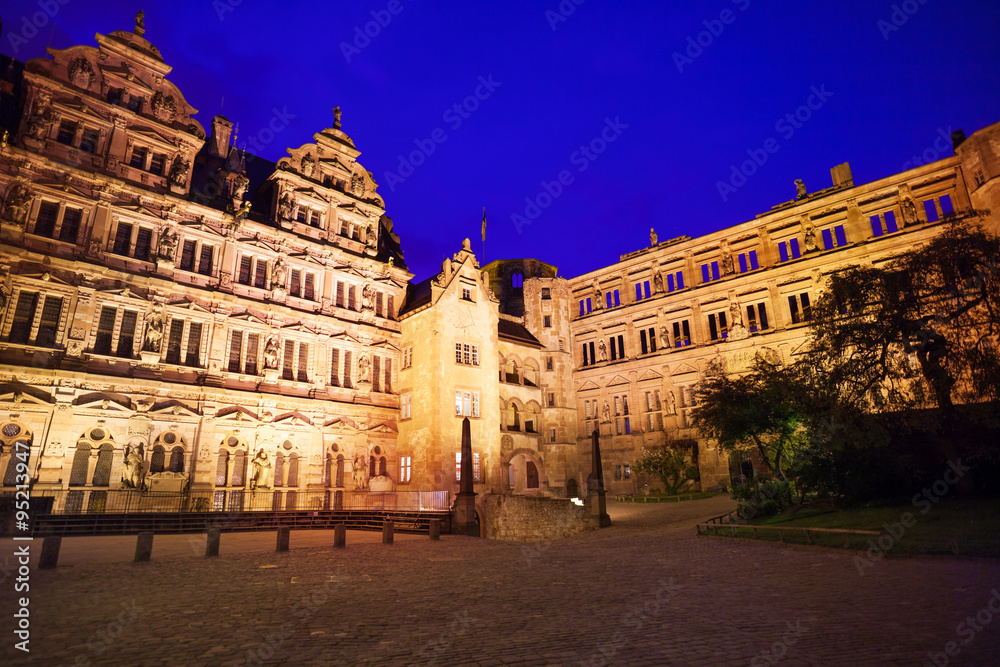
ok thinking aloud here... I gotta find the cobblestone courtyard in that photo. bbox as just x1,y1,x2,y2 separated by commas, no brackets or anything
4,497,999,666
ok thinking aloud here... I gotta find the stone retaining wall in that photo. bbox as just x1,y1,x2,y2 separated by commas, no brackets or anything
482,494,595,542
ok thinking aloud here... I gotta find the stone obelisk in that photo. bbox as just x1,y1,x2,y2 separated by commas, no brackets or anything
453,417,480,536
590,428,611,527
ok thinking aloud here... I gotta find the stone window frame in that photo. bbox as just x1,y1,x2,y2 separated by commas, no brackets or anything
286,264,320,302
400,393,412,420
176,237,218,277
0,421,32,488
225,325,268,376
455,389,481,418
454,341,480,367
88,294,148,359
161,312,212,368
28,198,89,245
0,278,73,349
398,455,412,484
705,307,729,342
234,252,272,290
149,430,188,474
280,335,314,383
108,216,155,263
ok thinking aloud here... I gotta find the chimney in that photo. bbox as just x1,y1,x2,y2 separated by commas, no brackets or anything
951,129,966,153
830,162,853,188
209,115,233,158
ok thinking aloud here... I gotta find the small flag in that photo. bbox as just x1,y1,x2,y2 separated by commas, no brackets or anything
481,207,487,242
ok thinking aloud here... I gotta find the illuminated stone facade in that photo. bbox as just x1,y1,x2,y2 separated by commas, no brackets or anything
1,17,999,508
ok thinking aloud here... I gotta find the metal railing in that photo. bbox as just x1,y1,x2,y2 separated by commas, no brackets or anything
23,489,451,515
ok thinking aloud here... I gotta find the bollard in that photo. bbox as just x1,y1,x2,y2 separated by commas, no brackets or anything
333,524,346,548
135,532,154,562
429,519,440,541
39,536,61,569
277,526,290,552
382,520,394,545
206,528,220,557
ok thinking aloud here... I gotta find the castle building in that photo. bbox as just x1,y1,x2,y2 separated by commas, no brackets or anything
1,16,999,514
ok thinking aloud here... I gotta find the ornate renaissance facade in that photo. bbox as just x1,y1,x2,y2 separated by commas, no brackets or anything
2,16,999,512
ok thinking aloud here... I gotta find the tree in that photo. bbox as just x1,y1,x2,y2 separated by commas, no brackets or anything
632,445,698,494
690,358,817,482
803,216,1000,492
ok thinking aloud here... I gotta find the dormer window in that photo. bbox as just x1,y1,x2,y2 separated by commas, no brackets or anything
296,207,307,224
129,146,147,169
126,95,143,113
56,120,76,145
149,153,166,176
107,88,123,105
80,129,99,154
309,210,321,228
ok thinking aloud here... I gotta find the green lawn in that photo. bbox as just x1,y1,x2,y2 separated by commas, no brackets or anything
617,491,720,503
703,498,1000,557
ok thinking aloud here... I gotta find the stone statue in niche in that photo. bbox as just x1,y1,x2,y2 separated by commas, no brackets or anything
652,264,664,293
803,222,818,252
729,299,744,329
3,181,34,226
263,336,280,370
143,305,164,352
667,391,676,415
592,280,603,309
300,154,315,178
120,445,143,489
249,449,272,490
598,339,607,362
361,283,375,311
358,353,371,383
365,223,377,248
900,190,918,226
157,227,178,261
660,325,670,346
231,173,249,200
0,287,8,321
271,256,287,288
795,179,807,200
602,401,611,423
352,452,368,490
650,227,658,246
168,157,189,187
721,249,734,275
278,193,292,220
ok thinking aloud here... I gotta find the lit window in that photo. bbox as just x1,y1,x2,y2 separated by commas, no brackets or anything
400,456,411,483
455,390,480,417
401,394,411,419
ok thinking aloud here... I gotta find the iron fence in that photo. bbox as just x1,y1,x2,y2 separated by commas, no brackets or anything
21,489,451,515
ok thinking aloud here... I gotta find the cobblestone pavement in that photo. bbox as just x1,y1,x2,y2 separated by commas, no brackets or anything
4,496,999,666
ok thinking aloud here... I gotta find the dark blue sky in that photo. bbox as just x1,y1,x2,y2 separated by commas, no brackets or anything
3,1,999,280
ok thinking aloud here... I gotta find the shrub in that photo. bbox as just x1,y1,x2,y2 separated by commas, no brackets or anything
730,477,794,519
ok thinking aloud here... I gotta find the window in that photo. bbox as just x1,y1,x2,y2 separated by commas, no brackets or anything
5,291,64,348
608,334,625,361
707,311,728,341
197,245,214,276
343,351,353,388
164,318,204,367
461,286,473,301
738,250,759,273
111,222,153,261
546,356,553,371
923,199,939,222
666,271,685,293
179,241,196,272
129,146,147,169
821,225,849,250
582,341,596,367
236,255,269,288
548,392,555,407
383,357,393,394
309,210,321,227
777,238,801,262
549,428,557,443
149,153,166,176
746,302,770,333
335,282,345,308
605,289,621,309
126,95,143,112
60,208,82,243
543,315,552,328
454,452,482,483
92,305,139,358
512,272,523,288
56,120,76,145
870,211,898,237
372,355,381,392
672,320,692,347
639,327,657,355
939,195,954,217
32,201,60,238
386,294,394,319
541,288,551,300
400,456,411,483
634,280,652,301
227,330,262,375
455,390,480,417
348,285,357,310
329,347,341,386
701,261,721,283
455,343,480,366
401,394,412,420
296,207,308,224
80,128,99,154
788,292,812,324
281,341,310,382
402,347,413,369
579,298,592,316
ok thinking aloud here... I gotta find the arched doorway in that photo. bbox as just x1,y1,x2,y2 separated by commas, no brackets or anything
566,478,578,498
507,450,544,494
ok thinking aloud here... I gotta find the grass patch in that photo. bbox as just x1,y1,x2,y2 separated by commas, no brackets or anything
706,498,1000,557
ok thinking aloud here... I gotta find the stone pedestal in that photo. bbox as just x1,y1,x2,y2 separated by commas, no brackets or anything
139,350,161,365
263,368,280,383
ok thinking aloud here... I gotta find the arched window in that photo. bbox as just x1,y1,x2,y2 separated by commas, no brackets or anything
231,449,246,486
70,444,90,486
512,272,523,289
273,452,284,487
566,478,578,498
379,456,387,476
149,445,165,473
324,453,333,487
215,450,229,486
1,423,32,487
526,461,539,489
336,454,345,487
168,446,184,473
287,453,299,487
92,443,114,486
508,404,520,431
369,455,376,478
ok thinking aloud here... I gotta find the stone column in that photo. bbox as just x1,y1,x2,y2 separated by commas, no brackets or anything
452,417,479,536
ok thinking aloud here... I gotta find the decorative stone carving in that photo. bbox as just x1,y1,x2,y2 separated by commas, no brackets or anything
598,339,607,362
721,248,734,274
756,346,782,366
249,449,272,490
143,471,189,493
650,227,658,246
24,92,53,141
795,179,807,200
157,226,178,262
361,283,376,312
263,336,280,370
120,445,144,489
169,156,189,187
803,221,818,253
899,185,918,226
728,299,749,340
652,264,664,293
0,286,8,321
151,92,177,123
666,391,676,415
500,434,513,455
592,279,603,310
143,304,164,352
358,353,371,383
68,58,95,89
278,192,293,221
365,223,377,249
660,325,670,346
301,154,315,178
602,401,611,423
271,256,287,289
232,173,249,200
3,180,34,226
46,440,63,457
352,452,367,490
66,339,85,358
352,172,366,196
